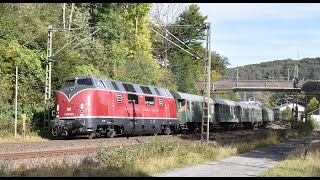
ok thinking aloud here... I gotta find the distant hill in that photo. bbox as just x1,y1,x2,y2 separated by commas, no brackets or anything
225,57,320,81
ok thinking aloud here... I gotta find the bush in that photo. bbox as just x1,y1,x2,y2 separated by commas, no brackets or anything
0,104,45,137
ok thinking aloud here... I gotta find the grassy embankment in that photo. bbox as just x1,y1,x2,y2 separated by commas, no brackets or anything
0,121,316,177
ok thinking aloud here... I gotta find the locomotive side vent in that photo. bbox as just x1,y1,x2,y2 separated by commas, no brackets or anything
159,98,163,106
116,93,123,103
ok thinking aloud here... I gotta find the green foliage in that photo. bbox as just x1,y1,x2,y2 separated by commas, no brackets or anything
0,104,45,136
0,39,45,105
282,106,292,122
308,97,319,112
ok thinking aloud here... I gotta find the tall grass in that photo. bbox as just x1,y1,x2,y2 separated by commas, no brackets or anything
0,137,238,176
261,141,320,177
235,130,280,154
95,138,238,176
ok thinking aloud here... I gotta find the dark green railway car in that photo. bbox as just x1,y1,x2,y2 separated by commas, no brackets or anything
262,107,274,125
170,91,214,132
249,104,263,127
213,98,241,130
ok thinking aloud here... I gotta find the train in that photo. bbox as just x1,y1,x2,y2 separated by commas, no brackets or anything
49,76,274,139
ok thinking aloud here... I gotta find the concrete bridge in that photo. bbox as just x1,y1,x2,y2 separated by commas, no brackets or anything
196,80,305,92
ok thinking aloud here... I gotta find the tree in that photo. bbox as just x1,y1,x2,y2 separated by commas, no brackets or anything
282,106,292,122
308,97,319,113
165,4,208,94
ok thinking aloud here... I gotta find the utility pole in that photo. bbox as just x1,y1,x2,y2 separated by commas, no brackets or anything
14,66,18,138
62,3,66,37
68,3,75,40
69,3,74,30
287,69,289,81
292,65,299,129
201,22,211,145
236,68,239,81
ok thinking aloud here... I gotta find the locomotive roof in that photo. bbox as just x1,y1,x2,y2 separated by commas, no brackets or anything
64,76,91,81
104,78,173,98
64,76,173,98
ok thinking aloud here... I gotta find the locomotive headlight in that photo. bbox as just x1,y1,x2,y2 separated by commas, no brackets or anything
80,103,84,110
57,104,59,112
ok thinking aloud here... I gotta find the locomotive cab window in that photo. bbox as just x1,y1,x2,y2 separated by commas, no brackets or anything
128,94,139,104
62,77,93,88
76,78,93,86
145,96,155,106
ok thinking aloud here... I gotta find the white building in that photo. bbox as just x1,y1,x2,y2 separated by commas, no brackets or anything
276,103,305,118
309,109,320,124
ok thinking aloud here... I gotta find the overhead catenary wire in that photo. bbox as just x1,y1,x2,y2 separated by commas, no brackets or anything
53,26,91,56
50,27,101,62
149,26,202,60
162,27,204,60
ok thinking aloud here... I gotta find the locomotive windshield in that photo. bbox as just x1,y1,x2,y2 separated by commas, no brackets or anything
62,77,93,88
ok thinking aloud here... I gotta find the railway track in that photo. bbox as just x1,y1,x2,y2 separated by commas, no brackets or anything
0,144,133,161
0,147,96,161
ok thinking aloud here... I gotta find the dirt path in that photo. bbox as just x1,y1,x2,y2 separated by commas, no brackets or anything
153,134,316,177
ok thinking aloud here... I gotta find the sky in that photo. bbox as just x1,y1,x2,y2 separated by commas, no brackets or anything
193,3,320,68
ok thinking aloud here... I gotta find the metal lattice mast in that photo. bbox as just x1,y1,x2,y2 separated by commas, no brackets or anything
201,22,211,145
294,65,298,80
44,25,53,132
43,25,93,133
292,64,299,129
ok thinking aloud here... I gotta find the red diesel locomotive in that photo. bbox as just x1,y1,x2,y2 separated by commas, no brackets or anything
50,76,179,138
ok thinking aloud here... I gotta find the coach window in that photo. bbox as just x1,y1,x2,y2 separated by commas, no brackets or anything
180,100,186,112
190,101,194,112
128,94,139,104
187,101,191,112
177,101,181,111
145,96,155,106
